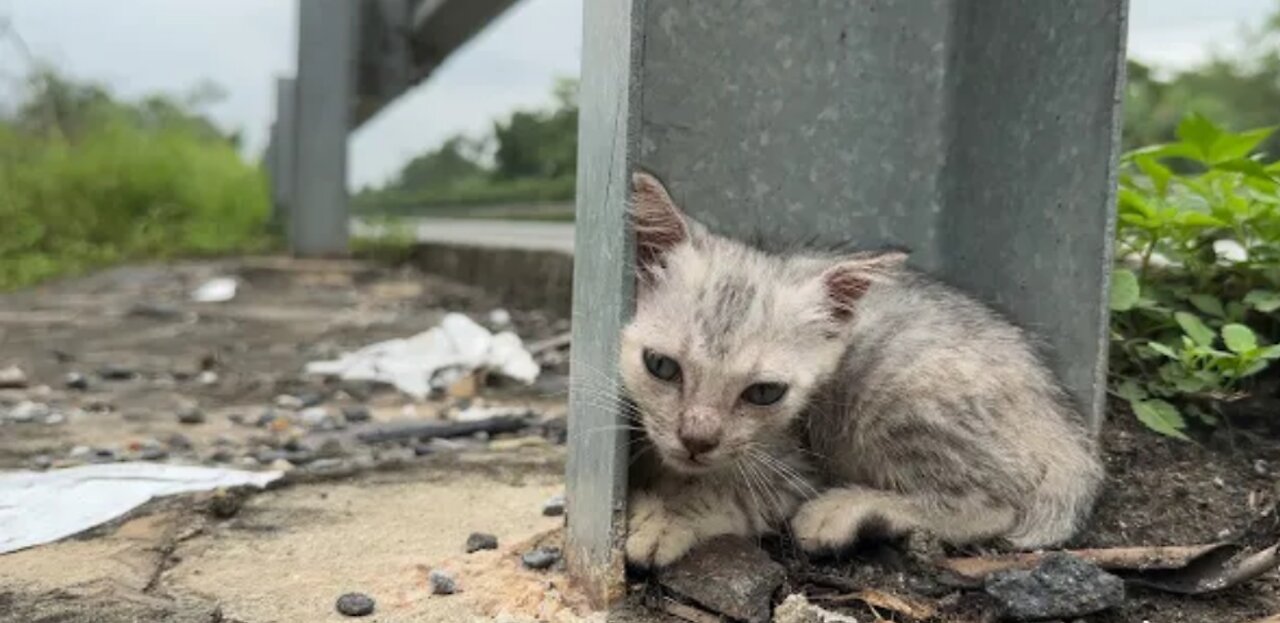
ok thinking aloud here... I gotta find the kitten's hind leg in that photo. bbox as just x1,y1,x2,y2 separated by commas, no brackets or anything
791,485,1016,554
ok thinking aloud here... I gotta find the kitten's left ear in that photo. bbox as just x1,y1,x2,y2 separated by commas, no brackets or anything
820,250,908,321
631,171,693,277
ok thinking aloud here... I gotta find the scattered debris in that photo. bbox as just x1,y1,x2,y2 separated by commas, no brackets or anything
355,414,528,444
466,532,499,553
0,462,281,554
335,592,376,617
660,597,725,623
812,588,936,621
342,405,372,423
455,405,535,423
542,494,566,517
429,569,458,595
176,406,206,425
659,536,786,623
64,372,89,390
521,546,562,570
0,365,29,389
773,594,859,623
191,277,239,303
98,365,137,381
984,552,1125,621
4,401,51,424
274,394,305,410
305,313,540,400
128,302,186,320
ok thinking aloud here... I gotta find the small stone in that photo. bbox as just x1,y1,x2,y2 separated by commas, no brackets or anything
1254,459,1269,477
29,455,53,470
773,594,858,623
269,458,296,472
98,366,137,381
92,448,117,463
542,494,566,517
177,406,206,425
65,372,90,391
429,569,457,595
140,446,168,461
43,412,65,425
341,405,372,423
236,456,260,468
297,392,326,408
335,592,376,617
465,532,499,553
69,445,93,460
316,438,346,459
166,433,193,450
488,308,512,327
658,536,786,623
985,552,1124,621
208,448,235,463
300,407,331,428
0,366,29,389
413,443,435,457
8,401,49,423
1213,476,1226,488
255,409,279,427
275,394,305,410
197,370,219,385
521,547,561,570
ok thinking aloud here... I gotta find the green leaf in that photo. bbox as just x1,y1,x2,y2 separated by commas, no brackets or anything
1240,359,1270,378
1259,344,1280,360
1114,380,1148,403
1134,155,1173,196
1176,113,1221,160
1212,158,1278,182
1187,294,1226,318
1147,342,1178,359
1109,269,1140,311
1131,398,1190,441
1245,290,1280,313
1173,211,1228,228
1221,323,1258,354
1208,126,1277,163
1125,142,1202,162
1175,312,1215,347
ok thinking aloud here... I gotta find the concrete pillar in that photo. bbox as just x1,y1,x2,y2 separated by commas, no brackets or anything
269,77,298,234
291,0,357,256
567,0,1127,606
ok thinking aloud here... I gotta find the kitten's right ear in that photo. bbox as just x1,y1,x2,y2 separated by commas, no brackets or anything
631,171,691,278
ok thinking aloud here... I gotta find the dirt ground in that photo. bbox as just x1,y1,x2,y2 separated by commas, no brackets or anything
2,257,1279,623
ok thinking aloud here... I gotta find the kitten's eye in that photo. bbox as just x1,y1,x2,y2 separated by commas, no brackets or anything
741,382,788,406
642,350,681,382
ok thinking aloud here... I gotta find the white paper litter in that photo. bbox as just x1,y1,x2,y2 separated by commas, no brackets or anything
191,277,238,302
304,312,540,400
0,463,281,555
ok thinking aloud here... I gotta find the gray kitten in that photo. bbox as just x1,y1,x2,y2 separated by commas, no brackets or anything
620,172,1103,568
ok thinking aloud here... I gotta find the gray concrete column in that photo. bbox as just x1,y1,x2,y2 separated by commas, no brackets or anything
269,77,298,234
567,0,1127,605
291,0,357,256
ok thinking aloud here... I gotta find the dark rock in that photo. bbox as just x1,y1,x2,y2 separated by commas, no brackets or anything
297,392,326,408
166,433,194,450
316,438,346,459
542,494,566,517
98,365,137,381
465,532,499,553
521,547,562,570
413,443,434,457
985,552,1125,621
29,455,53,470
255,409,279,428
658,535,786,623
92,448,117,463
128,303,185,321
207,448,234,463
139,446,169,461
429,569,457,595
335,592,376,617
341,405,372,423
226,413,246,426
64,372,90,391
177,406,206,425
540,417,568,445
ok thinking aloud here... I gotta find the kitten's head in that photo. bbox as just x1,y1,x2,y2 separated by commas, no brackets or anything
619,172,906,474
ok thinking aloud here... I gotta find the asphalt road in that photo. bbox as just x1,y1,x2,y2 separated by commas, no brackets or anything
352,217,575,254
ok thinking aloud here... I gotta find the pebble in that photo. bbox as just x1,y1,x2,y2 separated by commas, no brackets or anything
65,372,90,391
0,366,29,389
269,458,296,472
274,394,305,410
177,406,206,425
316,438,346,459
985,552,1124,621
335,592,376,617
29,455,53,470
69,445,94,460
341,405,372,423
255,409,279,428
297,392,326,408
413,443,435,457
465,532,499,553
8,401,49,423
92,448,118,463
542,494,566,517
521,547,561,570
300,407,331,428
98,366,137,381
1254,460,1269,477
197,371,219,385
43,412,65,425
208,448,235,463
1213,476,1227,488
659,536,786,623
139,446,169,461
429,569,457,595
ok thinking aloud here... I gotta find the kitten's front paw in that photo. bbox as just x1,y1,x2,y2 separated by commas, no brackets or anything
791,492,873,553
626,492,697,568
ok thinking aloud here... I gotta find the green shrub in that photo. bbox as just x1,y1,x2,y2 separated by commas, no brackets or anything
0,110,270,290
1109,114,1280,438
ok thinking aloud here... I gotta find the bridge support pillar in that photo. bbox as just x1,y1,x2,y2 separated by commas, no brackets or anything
566,0,1128,608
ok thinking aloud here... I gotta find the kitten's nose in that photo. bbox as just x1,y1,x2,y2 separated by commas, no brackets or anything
679,433,720,458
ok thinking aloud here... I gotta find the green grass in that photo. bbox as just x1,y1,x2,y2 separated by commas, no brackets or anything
0,118,272,290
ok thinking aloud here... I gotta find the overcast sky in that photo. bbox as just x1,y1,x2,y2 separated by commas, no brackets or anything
0,0,1273,189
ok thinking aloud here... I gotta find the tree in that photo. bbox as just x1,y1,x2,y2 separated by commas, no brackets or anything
492,77,577,180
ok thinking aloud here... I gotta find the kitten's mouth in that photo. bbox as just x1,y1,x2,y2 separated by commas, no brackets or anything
661,451,718,474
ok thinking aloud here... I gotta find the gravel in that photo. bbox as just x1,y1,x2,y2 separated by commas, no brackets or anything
335,592,376,617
